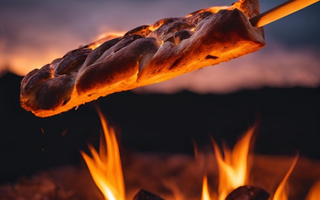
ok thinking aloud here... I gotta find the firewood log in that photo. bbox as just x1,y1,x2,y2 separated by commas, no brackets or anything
133,189,166,200
225,185,269,200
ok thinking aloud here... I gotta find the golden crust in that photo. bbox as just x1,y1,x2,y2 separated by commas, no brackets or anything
20,0,265,117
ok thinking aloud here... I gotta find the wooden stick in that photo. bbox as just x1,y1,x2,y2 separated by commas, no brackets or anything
250,0,319,27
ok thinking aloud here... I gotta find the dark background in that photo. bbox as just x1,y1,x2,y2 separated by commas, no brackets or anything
0,72,319,184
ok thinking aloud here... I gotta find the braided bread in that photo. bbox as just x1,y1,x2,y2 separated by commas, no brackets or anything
20,0,265,117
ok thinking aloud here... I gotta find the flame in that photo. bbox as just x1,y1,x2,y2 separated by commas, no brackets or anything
79,113,316,200
81,109,125,200
306,180,320,200
272,155,299,200
201,176,211,200
213,126,254,200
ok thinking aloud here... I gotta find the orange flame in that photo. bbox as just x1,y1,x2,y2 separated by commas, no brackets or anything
306,180,320,200
213,127,255,200
272,154,298,200
201,176,211,200
79,113,315,200
81,109,125,200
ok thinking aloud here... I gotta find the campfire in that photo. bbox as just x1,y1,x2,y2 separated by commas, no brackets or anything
1,106,320,200
77,109,320,200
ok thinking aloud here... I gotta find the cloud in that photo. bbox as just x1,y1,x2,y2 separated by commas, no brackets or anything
0,0,215,76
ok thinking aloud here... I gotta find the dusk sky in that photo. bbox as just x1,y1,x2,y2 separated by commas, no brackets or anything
0,0,319,93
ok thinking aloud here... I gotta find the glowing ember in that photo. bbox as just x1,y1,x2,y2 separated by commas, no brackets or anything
81,108,125,200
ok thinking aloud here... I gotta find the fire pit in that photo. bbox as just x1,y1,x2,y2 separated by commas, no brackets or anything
1,109,320,200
